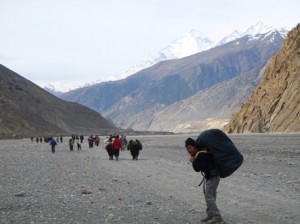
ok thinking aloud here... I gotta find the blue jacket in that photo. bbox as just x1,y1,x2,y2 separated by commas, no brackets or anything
50,139,57,146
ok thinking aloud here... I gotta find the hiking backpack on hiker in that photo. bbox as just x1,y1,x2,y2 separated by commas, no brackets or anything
136,139,142,150
196,129,243,178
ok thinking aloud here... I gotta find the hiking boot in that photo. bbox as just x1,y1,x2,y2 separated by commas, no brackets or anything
206,216,223,224
201,216,212,222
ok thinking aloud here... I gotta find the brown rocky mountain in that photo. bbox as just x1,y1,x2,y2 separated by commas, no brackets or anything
0,65,116,138
224,24,300,133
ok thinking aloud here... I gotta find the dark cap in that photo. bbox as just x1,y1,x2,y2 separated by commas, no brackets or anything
185,137,197,148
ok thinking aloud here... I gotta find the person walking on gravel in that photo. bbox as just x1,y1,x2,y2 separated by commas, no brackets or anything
185,137,223,224
69,137,74,151
76,138,81,150
49,138,57,153
112,135,122,161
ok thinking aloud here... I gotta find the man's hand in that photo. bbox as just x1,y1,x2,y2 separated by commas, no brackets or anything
189,156,195,163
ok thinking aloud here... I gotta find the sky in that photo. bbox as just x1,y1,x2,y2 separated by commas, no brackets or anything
0,0,299,91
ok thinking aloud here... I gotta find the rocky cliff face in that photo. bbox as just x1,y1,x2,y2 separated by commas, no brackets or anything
224,24,300,133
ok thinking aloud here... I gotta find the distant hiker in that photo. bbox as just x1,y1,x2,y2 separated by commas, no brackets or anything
108,135,113,143
49,138,57,153
44,137,51,143
120,135,128,151
105,142,114,160
88,135,94,148
30,136,34,143
60,135,63,143
185,129,243,224
69,138,74,151
95,135,100,146
80,135,84,143
127,139,142,160
76,139,81,150
104,136,113,160
112,135,122,161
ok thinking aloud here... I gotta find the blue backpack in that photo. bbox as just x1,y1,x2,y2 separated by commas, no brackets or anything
196,129,243,178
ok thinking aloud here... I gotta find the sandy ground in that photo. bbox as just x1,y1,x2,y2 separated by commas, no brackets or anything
0,133,299,224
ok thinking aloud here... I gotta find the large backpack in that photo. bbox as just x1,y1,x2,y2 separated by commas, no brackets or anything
196,129,243,178
135,139,143,150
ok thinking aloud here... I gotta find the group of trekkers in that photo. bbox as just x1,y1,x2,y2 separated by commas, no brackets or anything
67,134,101,151
61,134,100,152
104,134,142,161
68,134,85,151
32,134,142,161
31,135,63,144
31,136,63,153
32,134,86,153
87,135,100,148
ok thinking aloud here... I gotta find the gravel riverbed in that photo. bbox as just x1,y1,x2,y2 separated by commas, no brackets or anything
0,133,299,224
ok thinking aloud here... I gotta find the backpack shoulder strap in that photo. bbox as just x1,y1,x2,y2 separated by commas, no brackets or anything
194,148,208,159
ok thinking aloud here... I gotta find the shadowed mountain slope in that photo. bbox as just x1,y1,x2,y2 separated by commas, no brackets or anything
0,65,116,138
130,67,263,133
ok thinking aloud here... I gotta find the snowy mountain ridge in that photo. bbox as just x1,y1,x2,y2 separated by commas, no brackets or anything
44,21,288,93
215,21,287,46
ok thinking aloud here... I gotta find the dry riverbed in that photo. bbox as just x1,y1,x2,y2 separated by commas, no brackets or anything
0,133,299,224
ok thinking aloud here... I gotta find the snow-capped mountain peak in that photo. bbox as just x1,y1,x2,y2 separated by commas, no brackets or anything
106,29,215,81
215,21,288,46
244,21,274,36
158,29,214,59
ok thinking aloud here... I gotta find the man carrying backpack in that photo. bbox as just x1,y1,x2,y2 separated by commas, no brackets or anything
185,137,223,224
185,129,243,224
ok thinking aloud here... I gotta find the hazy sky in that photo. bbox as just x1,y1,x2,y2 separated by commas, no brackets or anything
0,0,299,90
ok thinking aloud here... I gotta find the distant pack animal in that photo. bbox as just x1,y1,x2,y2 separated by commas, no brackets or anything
196,129,243,178
105,143,113,160
127,139,142,160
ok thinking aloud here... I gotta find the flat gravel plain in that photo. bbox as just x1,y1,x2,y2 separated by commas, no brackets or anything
0,133,299,224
